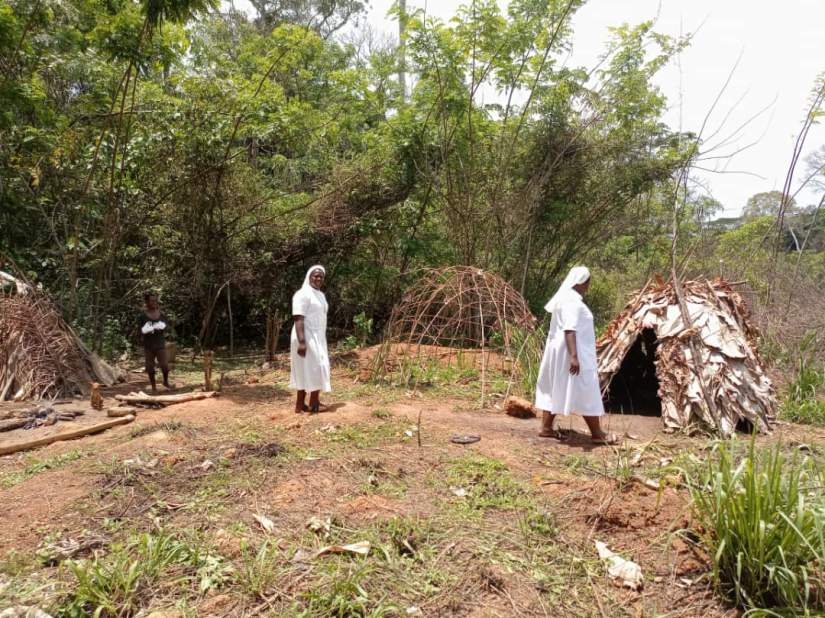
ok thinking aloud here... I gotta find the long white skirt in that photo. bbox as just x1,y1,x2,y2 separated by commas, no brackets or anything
534,333,604,416
289,326,331,393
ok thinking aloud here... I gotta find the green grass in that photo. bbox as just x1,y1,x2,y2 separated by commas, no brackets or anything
782,398,825,426
443,455,534,513
562,453,594,474
781,334,825,426
249,515,453,615
321,420,411,450
510,324,546,398
58,530,232,617
684,439,825,616
291,564,398,617
1,450,86,489
0,549,38,577
329,381,405,406
165,351,259,384
236,539,285,598
369,353,514,403
358,458,408,498
1,445,589,617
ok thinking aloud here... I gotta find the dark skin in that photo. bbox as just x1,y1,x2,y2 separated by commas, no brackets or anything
143,294,171,393
539,278,614,443
294,269,326,413
145,295,160,320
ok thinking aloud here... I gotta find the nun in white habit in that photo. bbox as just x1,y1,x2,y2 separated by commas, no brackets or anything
290,265,331,413
534,266,617,444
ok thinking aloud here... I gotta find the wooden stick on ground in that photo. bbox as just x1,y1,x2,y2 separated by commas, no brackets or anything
0,415,135,456
114,391,218,406
0,418,29,432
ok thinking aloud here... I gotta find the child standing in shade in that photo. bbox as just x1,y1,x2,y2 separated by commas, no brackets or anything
138,291,172,393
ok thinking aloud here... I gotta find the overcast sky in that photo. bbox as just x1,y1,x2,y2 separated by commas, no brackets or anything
233,0,825,215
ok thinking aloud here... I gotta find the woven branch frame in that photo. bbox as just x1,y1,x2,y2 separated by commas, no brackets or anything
372,267,537,404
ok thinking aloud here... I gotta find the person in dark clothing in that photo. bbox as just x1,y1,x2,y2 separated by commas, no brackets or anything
138,291,171,393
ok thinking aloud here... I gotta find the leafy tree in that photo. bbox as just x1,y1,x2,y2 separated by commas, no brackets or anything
0,0,706,354
247,0,367,37
743,190,796,220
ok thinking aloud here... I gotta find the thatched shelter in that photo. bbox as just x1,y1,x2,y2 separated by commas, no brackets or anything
374,267,536,403
0,270,122,401
597,277,776,436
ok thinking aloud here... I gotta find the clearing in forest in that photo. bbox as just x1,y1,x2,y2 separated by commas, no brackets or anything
0,355,821,617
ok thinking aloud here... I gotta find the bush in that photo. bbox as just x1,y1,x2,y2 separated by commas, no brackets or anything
340,311,374,351
685,439,825,615
783,334,825,426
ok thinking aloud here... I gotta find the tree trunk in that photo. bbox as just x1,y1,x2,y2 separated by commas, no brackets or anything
227,284,234,358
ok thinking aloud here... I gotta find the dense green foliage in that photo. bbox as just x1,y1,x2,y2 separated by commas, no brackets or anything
1,0,823,367
0,0,697,353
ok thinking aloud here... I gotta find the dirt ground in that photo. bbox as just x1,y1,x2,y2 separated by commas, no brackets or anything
0,355,820,617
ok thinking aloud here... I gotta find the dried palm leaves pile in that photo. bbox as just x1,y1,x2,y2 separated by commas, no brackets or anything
0,273,122,401
597,277,776,436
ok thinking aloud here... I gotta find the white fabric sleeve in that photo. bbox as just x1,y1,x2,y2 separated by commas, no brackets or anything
292,291,310,317
141,322,154,334
556,302,580,331
154,321,166,331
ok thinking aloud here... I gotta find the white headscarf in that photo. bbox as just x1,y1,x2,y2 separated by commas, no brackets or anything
543,266,590,313
299,265,328,310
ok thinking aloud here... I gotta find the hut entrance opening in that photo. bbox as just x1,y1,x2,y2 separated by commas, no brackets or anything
604,328,661,416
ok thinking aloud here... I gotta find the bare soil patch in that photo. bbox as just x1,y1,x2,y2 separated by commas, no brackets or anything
0,360,805,616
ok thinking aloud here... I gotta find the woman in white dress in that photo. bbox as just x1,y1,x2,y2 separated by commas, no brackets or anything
290,265,331,413
535,266,617,444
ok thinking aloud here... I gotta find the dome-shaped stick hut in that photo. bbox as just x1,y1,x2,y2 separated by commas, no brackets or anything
375,267,536,403
597,277,776,436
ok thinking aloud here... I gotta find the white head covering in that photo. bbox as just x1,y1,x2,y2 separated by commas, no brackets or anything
299,265,327,309
543,266,590,313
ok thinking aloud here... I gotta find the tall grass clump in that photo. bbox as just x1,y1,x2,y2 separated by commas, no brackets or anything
685,439,825,616
782,334,825,426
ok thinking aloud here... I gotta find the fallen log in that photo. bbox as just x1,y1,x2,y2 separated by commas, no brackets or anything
0,415,135,456
114,390,218,406
0,418,28,432
107,406,137,418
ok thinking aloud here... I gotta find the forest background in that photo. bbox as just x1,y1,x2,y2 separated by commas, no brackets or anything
1,0,823,375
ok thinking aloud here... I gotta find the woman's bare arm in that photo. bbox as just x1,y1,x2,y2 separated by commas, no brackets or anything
565,330,580,375
294,316,307,357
